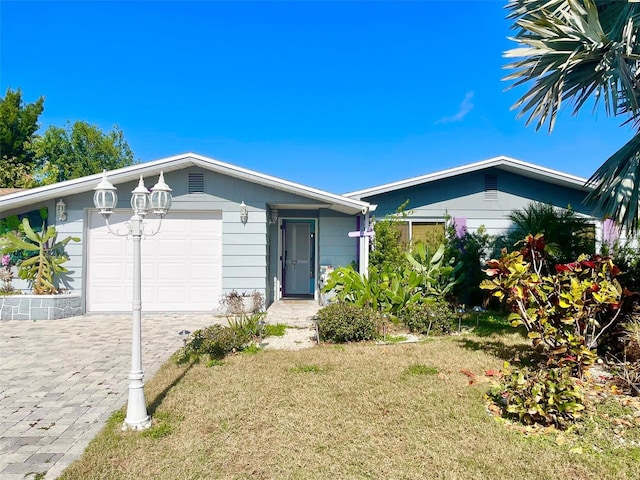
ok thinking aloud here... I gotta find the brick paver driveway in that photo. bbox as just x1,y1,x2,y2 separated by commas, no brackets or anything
0,313,219,479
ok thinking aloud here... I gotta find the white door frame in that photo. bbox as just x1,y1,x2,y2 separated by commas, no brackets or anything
275,217,319,302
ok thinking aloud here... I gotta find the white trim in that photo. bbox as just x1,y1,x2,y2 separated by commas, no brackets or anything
0,152,371,215
344,155,591,199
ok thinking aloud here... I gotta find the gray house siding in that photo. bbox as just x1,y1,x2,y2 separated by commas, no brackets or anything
0,154,373,313
318,210,358,269
365,168,600,238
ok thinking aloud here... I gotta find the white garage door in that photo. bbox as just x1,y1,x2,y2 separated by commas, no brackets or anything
87,210,222,312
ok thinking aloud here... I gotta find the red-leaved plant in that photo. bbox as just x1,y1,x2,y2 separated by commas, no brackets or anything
481,234,624,377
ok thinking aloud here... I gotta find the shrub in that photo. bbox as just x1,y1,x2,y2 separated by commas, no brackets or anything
186,324,250,358
481,234,623,377
605,240,640,293
399,300,454,336
445,224,493,307
316,302,378,343
489,364,585,429
369,202,410,273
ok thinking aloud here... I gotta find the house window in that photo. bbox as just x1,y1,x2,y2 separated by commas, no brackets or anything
484,174,498,200
398,221,446,250
188,172,205,194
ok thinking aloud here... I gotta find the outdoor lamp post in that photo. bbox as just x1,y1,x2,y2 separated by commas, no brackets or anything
178,329,191,348
93,170,172,431
456,305,466,333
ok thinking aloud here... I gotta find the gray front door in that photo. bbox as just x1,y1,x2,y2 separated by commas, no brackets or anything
284,222,311,295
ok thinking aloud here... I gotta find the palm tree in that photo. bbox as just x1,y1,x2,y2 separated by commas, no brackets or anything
504,0,640,233
494,202,595,265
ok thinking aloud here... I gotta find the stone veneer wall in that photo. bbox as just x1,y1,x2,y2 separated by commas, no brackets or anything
0,294,82,321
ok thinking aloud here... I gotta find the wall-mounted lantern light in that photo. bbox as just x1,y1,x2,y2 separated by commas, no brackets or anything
56,199,67,222
270,208,278,225
240,201,248,224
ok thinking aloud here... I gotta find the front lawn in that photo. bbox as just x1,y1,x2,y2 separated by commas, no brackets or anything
60,326,640,479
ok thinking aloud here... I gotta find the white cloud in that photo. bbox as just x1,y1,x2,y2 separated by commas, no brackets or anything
436,91,475,124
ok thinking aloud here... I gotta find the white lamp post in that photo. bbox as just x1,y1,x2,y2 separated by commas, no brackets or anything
93,170,172,431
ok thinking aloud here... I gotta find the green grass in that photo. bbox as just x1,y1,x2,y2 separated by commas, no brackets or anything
383,334,408,344
264,323,287,337
289,363,327,374
403,363,438,376
59,328,640,480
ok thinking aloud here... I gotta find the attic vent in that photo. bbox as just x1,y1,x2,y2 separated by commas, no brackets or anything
484,174,498,200
188,172,205,194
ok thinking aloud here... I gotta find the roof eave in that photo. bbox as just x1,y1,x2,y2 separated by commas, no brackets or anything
344,155,591,199
0,152,370,215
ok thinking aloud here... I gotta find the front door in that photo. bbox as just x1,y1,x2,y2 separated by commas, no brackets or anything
283,221,313,296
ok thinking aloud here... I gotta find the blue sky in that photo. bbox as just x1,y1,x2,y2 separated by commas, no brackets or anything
1,1,634,193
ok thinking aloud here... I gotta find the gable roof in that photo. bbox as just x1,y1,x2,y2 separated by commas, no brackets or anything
0,153,371,215
344,155,591,200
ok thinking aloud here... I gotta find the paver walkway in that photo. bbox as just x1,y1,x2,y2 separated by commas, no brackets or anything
0,300,321,480
0,313,220,480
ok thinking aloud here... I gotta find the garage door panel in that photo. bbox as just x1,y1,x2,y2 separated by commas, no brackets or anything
191,263,216,280
157,240,188,256
88,211,223,312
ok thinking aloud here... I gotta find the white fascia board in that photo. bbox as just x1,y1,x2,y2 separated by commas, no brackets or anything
0,152,371,215
344,156,591,199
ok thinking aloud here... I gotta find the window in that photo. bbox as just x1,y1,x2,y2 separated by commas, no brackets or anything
398,221,446,250
188,172,205,194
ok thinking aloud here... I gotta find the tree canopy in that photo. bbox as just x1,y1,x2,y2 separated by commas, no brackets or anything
0,88,136,187
504,0,640,233
0,88,44,188
33,121,135,184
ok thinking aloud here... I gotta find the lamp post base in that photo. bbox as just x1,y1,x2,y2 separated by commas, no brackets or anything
121,416,151,431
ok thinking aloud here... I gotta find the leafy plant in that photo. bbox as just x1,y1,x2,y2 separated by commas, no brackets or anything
322,265,395,312
399,300,454,336
481,234,624,377
324,242,463,325
489,363,585,429
0,218,79,294
493,202,595,267
369,201,410,273
406,242,463,300
445,224,493,307
0,254,16,295
316,301,378,343
226,311,266,339
186,324,250,359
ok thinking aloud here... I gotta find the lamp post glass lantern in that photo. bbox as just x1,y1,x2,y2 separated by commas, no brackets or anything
93,170,172,431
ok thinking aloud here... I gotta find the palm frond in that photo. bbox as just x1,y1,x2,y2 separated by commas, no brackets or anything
586,132,640,234
504,0,640,132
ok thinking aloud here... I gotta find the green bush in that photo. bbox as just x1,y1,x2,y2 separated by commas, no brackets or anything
481,235,621,377
399,300,454,335
186,324,250,358
316,302,378,343
489,364,585,429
